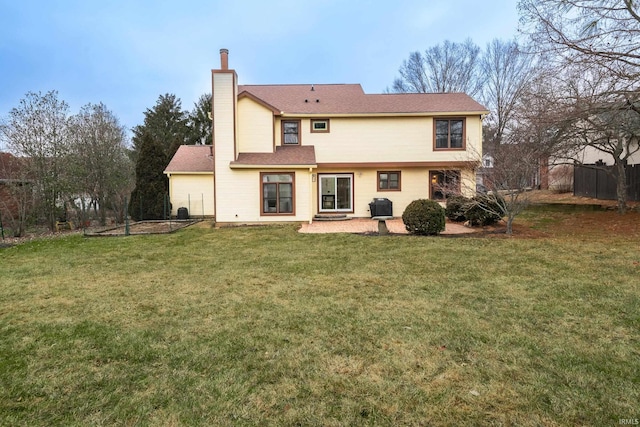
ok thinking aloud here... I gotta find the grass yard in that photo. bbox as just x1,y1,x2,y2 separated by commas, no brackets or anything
0,206,639,426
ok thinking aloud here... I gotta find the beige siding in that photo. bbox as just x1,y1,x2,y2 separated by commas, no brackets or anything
313,166,477,218
168,173,214,216
215,76,483,222
275,116,483,164
215,169,313,223
459,168,477,198
237,97,274,153
213,72,238,223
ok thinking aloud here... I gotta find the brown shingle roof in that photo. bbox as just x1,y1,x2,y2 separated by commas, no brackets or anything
238,84,488,115
164,145,214,173
231,145,316,167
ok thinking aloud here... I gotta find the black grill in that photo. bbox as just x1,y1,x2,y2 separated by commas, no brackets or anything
177,207,189,220
369,198,392,217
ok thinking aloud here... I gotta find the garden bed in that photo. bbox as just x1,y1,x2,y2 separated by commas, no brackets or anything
84,219,200,237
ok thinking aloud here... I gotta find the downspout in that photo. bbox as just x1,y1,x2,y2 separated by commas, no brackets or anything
309,168,313,224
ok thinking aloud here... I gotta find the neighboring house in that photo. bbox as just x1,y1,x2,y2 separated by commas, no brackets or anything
476,153,494,191
168,49,489,224
164,145,215,217
574,144,640,166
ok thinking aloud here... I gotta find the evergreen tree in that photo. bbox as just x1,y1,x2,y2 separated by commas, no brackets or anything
132,94,188,160
187,93,212,145
128,131,168,220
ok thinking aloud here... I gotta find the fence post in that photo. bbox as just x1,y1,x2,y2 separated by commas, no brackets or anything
163,193,167,220
125,198,130,236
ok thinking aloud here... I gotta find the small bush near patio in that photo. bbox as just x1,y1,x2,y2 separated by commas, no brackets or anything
445,195,470,222
402,199,445,235
466,195,504,226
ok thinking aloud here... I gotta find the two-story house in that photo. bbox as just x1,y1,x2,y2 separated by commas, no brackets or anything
168,49,488,224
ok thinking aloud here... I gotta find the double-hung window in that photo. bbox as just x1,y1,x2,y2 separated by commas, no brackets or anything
435,118,465,150
261,173,294,215
378,171,401,191
282,120,300,145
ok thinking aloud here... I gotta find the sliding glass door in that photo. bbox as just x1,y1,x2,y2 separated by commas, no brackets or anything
319,174,353,212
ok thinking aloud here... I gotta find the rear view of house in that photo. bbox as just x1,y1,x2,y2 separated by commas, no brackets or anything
206,49,488,224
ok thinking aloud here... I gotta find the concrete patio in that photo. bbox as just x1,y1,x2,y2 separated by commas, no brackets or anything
298,218,475,235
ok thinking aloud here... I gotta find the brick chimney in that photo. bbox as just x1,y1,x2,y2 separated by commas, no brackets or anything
220,48,229,70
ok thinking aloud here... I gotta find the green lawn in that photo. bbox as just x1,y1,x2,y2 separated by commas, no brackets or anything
0,210,639,426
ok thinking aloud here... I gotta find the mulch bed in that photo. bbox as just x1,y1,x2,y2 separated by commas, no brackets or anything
84,220,199,237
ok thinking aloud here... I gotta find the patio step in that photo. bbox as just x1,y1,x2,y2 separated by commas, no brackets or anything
313,214,350,221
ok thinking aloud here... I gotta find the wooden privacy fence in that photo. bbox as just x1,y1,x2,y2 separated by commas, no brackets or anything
574,164,640,201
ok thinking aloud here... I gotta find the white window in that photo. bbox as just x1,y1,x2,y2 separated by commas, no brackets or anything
319,174,353,212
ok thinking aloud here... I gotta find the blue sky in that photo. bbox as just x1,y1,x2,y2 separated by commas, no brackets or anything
0,0,520,143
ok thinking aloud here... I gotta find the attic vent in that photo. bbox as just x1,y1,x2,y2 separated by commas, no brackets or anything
316,99,320,103
305,99,308,103
311,85,315,91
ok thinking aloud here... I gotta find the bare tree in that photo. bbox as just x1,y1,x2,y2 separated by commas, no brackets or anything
68,103,134,226
519,0,640,213
548,66,640,213
0,152,32,237
0,91,71,230
392,39,484,97
483,141,548,234
481,39,538,147
518,0,640,77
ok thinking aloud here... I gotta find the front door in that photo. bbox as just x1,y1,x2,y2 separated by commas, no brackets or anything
319,174,353,212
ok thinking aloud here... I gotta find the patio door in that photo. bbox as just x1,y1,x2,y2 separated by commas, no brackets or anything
319,174,353,212
430,170,460,200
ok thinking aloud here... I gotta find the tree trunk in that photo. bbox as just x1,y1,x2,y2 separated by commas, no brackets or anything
614,161,628,214
506,214,515,235
98,195,107,226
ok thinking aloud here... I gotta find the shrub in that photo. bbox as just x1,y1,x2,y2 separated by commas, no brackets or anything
465,195,504,226
402,199,446,235
445,195,470,222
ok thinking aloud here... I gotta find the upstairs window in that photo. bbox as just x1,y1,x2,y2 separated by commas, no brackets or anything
435,118,465,150
378,171,401,191
283,120,300,145
311,119,330,133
